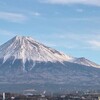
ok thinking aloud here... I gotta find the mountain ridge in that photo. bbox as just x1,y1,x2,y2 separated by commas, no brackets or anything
0,36,99,70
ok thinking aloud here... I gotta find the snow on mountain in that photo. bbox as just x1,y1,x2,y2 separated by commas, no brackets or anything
0,36,99,70
72,57,100,68
0,36,73,64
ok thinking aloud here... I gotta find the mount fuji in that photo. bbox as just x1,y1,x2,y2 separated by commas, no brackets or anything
0,36,100,92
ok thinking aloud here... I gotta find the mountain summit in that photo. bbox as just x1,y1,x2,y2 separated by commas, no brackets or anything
0,36,74,71
0,36,99,71
0,36,100,92
0,36,73,63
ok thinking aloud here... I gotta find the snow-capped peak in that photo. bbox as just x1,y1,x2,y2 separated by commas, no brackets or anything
0,36,99,69
14,36,34,41
0,36,73,64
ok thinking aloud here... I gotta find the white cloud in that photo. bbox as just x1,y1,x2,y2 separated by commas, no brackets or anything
0,12,27,23
31,12,41,16
88,40,100,48
66,17,100,22
0,29,16,36
40,0,100,6
41,32,100,50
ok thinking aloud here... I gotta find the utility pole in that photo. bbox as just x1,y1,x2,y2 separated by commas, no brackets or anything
3,92,5,100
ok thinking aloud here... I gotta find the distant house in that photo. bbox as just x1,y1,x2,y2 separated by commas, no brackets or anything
23,89,36,96
38,97,48,100
98,96,100,100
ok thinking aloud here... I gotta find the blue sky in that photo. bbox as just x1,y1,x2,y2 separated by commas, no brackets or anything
0,0,100,64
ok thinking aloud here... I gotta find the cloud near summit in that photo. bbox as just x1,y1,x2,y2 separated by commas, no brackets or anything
40,0,100,6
